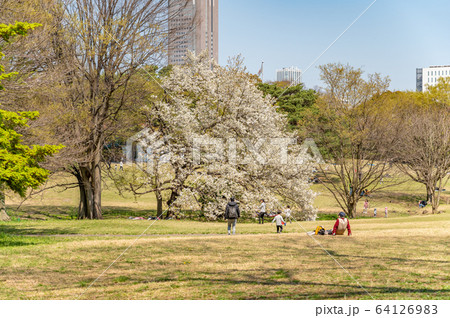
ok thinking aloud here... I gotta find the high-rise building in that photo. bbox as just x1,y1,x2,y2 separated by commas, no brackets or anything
168,0,218,65
276,66,302,84
416,65,450,92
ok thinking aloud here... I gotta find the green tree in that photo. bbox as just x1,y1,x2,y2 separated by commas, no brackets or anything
0,110,63,220
0,21,62,221
0,21,41,89
257,82,318,130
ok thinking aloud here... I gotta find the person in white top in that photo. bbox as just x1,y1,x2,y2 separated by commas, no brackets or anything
363,199,369,214
272,211,285,233
284,205,292,223
258,199,266,224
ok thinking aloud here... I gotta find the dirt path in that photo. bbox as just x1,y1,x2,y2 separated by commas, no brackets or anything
15,233,289,238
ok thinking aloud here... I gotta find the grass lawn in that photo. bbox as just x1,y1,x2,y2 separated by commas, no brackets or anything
4,172,449,222
0,214,449,299
1,172,449,299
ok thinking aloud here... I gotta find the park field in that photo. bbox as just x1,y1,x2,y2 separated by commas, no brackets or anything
0,213,449,300
5,171,450,220
1,173,449,299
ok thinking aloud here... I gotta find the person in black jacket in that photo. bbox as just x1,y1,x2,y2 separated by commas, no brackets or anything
225,197,240,235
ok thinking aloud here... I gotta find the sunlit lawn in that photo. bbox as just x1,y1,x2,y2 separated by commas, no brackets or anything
5,172,450,222
1,172,449,299
0,214,448,300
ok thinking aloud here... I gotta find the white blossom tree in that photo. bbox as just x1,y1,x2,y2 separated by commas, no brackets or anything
114,52,317,220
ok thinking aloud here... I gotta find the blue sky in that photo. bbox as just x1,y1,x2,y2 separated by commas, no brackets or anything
219,0,450,91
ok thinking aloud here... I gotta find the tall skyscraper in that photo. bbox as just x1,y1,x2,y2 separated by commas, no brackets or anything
416,65,450,92
276,66,302,84
168,0,218,65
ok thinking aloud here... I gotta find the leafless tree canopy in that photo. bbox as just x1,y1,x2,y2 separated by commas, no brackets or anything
311,63,398,218
0,0,192,219
393,104,450,213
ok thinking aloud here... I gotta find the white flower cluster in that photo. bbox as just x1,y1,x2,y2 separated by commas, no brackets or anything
145,52,317,220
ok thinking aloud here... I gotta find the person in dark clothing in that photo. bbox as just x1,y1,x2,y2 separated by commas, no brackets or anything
225,197,240,235
258,199,266,224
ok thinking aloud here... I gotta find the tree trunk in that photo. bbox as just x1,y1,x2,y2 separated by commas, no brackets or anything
166,190,180,219
426,184,439,213
0,188,11,221
92,151,103,219
431,178,443,214
78,176,88,219
76,164,102,220
346,194,357,218
426,184,434,205
347,201,357,218
156,192,163,217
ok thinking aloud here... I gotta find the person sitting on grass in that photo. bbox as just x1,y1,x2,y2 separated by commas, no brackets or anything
272,211,285,233
419,200,427,208
332,212,352,236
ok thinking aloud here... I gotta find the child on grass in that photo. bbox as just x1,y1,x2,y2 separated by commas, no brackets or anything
272,211,285,233
284,205,292,223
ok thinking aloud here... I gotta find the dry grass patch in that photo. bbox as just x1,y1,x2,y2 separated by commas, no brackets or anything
1,217,448,300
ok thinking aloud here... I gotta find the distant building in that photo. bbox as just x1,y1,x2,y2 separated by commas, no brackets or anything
168,0,218,65
276,66,302,84
416,65,450,92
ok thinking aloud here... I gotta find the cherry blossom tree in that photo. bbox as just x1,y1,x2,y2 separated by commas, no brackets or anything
114,52,317,220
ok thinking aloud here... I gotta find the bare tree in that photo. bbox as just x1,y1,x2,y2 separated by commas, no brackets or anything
58,0,180,219
310,63,400,218
0,0,193,219
393,104,450,213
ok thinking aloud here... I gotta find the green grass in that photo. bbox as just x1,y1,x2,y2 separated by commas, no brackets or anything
311,177,450,215
0,172,449,300
0,214,448,300
5,172,450,222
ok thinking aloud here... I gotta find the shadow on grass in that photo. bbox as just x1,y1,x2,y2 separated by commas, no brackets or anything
0,224,79,236
131,268,449,299
0,233,53,248
322,249,450,265
6,205,157,220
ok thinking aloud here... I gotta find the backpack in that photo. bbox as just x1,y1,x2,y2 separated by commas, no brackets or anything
228,204,238,218
315,225,325,235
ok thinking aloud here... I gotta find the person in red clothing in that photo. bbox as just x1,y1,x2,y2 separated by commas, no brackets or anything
332,212,352,236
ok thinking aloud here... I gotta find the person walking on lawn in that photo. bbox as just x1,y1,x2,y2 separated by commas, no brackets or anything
284,205,292,223
272,211,285,233
225,197,240,235
258,199,266,224
332,212,352,236
363,199,369,214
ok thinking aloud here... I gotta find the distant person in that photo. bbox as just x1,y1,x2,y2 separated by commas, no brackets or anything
332,212,352,236
373,208,377,218
119,160,124,171
258,199,266,224
363,199,369,214
225,197,240,235
284,205,292,223
419,200,427,208
384,207,388,218
272,211,285,233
